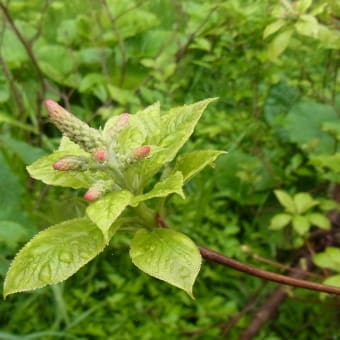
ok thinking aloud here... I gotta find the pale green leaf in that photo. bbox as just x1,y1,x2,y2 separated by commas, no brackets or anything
130,228,201,297
295,15,319,38
306,213,330,230
174,150,226,183
267,29,293,60
323,274,340,288
86,190,132,242
269,213,292,230
274,190,296,213
292,215,310,235
58,135,90,153
314,247,340,272
131,172,184,207
3,217,105,297
141,98,217,179
135,102,161,144
263,20,286,39
293,192,318,214
295,0,312,13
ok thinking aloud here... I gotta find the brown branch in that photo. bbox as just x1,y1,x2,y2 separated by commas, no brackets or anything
238,263,308,340
0,1,47,132
155,213,340,296
175,5,219,62
199,246,340,295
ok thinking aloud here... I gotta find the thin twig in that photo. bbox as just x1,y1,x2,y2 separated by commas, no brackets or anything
199,246,340,296
156,213,340,295
0,1,47,132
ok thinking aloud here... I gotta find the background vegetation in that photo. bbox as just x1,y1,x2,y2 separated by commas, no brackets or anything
0,0,339,338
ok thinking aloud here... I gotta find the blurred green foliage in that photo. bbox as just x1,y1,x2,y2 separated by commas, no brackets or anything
0,0,340,338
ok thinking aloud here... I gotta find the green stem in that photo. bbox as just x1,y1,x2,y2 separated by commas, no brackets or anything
133,202,157,228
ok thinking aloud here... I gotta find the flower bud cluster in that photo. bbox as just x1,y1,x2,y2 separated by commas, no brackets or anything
46,99,151,201
45,100,104,152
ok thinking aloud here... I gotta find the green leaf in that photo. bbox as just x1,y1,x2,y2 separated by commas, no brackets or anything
3,217,105,297
36,44,79,87
295,0,312,13
86,190,132,242
274,190,296,213
267,29,293,60
292,215,310,235
269,213,292,230
293,192,318,214
136,102,161,144
263,20,286,39
174,150,226,183
306,213,330,230
323,274,340,288
314,247,340,272
0,135,46,164
0,221,28,248
141,98,217,179
159,98,217,163
295,15,320,38
130,228,201,297
131,172,184,207
284,101,338,154
0,112,37,133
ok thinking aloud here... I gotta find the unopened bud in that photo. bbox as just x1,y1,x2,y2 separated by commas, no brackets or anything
53,156,88,171
45,99,104,152
116,113,129,129
133,146,151,159
84,189,101,201
84,180,111,201
106,113,130,139
92,147,107,162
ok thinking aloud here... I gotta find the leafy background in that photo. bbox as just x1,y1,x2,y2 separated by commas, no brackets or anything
0,0,340,339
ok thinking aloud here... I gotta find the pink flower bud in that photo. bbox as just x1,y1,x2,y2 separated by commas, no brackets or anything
53,156,88,171
92,147,107,162
106,113,130,139
116,113,129,128
45,99,71,122
133,146,151,159
84,189,101,201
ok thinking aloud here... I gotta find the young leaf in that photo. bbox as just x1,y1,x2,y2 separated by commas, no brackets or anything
130,172,184,207
292,215,310,235
306,213,330,230
295,15,320,38
159,98,217,164
314,247,340,272
267,29,293,60
274,190,296,213
293,192,318,214
323,275,340,289
269,213,292,230
141,98,217,179
86,190,132,242
263,19,286,39
174,150,226,183
3,218,105,297
130,228,201,297
136,102,161,144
